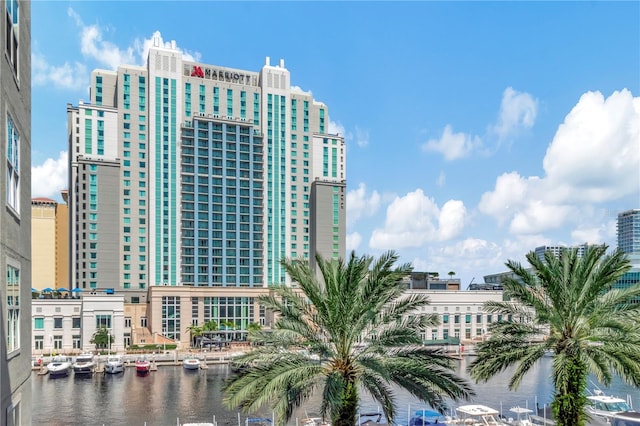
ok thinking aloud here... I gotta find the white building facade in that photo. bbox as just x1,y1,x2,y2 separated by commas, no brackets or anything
32,295,126,355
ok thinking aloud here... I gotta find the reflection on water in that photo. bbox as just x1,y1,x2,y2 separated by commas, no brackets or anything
32,358,640,426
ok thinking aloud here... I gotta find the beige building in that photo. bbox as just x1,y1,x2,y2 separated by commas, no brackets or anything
31,193,69,291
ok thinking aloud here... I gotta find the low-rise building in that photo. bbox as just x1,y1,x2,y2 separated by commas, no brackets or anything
32,295,125,355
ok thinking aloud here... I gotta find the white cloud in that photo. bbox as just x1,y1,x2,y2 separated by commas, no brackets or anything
421,125,482,161
480,89,640,235
542,89,640,203
436,171,446,187
69,7,137,69
369,189,467,249
438,200,467,241
492,87,538,141
32,52,88,90
354,126,370,148
346,232,362,253
290,85,312,96
328,119,345,137
346,183,381,225
32,151,68,199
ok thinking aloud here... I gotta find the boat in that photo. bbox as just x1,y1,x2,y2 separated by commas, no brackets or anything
47,355,72,377
586,389,634,422
505,407,534,425
408,409,448,426
183,355,201,370
452,404,509,425
359,412,387,426
105,355,125,374
72,353,95,375
135,356,151,374
611,411,640,426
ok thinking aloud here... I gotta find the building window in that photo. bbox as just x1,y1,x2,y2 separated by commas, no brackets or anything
72,317,81,329
6,114,20,212
53,317,63,329
73,335,81,349
96,315,112,329
124,317,132,328
140,317,147,327
5,0,19,76
6,263,20,352
53,335,63,350
34,335,44,350
34,317,44,329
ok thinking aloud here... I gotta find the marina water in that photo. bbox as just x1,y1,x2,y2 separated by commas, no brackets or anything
32,357,640,426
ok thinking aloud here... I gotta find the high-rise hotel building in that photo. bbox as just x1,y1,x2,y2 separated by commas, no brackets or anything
68,34,346,331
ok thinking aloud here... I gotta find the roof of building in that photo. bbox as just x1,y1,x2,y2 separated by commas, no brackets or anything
32,197,57,204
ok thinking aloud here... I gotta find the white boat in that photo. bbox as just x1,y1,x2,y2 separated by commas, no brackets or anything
72,353,95,375
183,356,201,370
506,407,534,425
586,389,634,422
47,355,72,377
105,355,125,374
452,404,509,425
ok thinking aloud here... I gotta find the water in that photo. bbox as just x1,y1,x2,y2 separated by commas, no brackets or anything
31,358,640,426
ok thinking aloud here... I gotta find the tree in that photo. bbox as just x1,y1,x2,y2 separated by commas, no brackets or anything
185,324,203,348
203,320,219,332
90,327,114,351
468,245,640,426
223,251,474,426
448,271,455,279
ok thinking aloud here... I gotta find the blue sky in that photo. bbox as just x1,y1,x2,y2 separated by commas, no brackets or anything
31,2,640,286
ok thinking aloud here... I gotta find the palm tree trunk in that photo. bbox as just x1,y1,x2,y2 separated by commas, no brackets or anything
552,358,588,426
334,381,358,426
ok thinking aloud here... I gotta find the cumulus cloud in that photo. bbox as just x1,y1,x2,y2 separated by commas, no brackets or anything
423,87,536,160
369,189,467,249
346,183,381,225
492,87,538,141
480,89,640,235
328,119,347,138
32,151,68,199
543,89,640,202
421,125,482,161
32,52,88,90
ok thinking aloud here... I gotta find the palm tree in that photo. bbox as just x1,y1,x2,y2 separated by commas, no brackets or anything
185,324,203,348
468,245,640,426
223,251,474,426
203,320,218,332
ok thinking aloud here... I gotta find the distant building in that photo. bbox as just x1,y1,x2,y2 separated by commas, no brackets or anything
1,0,32,423
617,209,640,256
401,272,461,291
31,193,69,291
534,243,592,262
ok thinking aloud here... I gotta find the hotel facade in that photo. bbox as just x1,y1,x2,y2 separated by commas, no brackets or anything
67,34,346,344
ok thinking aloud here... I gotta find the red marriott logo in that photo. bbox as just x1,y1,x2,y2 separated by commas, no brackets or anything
191,66,204,78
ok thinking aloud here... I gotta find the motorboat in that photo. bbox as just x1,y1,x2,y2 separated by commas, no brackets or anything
135,356,151,374
505,407,534,425
586,389,634,422
105,355,125,374
72,353,95,375
47,355,72,377
611,411,640,426
183,355,201,370
408,409,448,426
452,404,509,425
